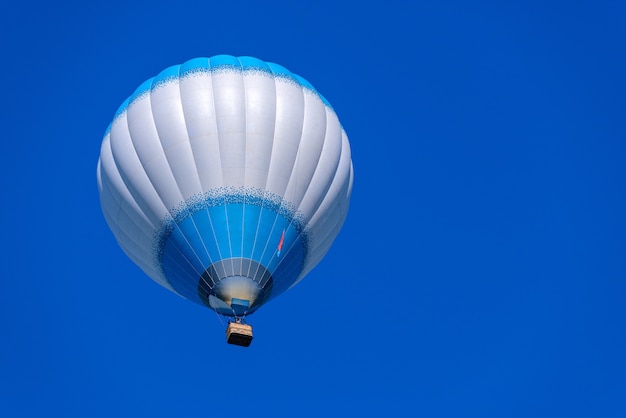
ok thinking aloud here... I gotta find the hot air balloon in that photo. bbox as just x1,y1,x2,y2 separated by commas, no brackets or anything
97,55,353,346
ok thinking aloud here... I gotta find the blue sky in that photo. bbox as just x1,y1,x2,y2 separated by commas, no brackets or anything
1,0,625,416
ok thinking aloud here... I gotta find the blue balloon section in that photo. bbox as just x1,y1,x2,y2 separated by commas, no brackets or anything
155,187,309,315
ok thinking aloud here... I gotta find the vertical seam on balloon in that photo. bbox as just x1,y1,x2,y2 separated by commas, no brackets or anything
302,185,349,279
289,148,340,281
279,91,328,274
255,77,288,274
265,79,308,281
99,140,156,249
253,71,291,280
203,205,226,277
208,57,235,278
248,68,278,280
99,186,165,287
163,232,223,303
143,78,207,293
176,65,217,284
300,108,343,249
105,126,158,230
295,131,351,282
201,59,228,279
238,57,247,277
288,93,327,212
106,114,186,292
111,108,179,290
161,237,209,301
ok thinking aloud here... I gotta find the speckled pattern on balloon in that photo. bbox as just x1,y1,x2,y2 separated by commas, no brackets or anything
152,186,310,274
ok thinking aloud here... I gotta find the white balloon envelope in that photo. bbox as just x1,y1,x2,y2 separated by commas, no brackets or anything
97,55,353,320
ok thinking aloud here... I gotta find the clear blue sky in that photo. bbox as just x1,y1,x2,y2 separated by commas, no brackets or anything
1,0,625,416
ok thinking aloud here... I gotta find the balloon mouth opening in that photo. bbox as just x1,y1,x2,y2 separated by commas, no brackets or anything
212,276,261,315
198,258,273,317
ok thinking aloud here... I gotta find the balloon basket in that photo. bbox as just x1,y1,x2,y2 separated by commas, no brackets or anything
226,322,253,347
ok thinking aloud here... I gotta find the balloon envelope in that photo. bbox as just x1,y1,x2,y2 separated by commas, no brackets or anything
97,55,353,317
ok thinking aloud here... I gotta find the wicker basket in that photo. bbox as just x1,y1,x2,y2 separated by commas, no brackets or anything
226,323,253,347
